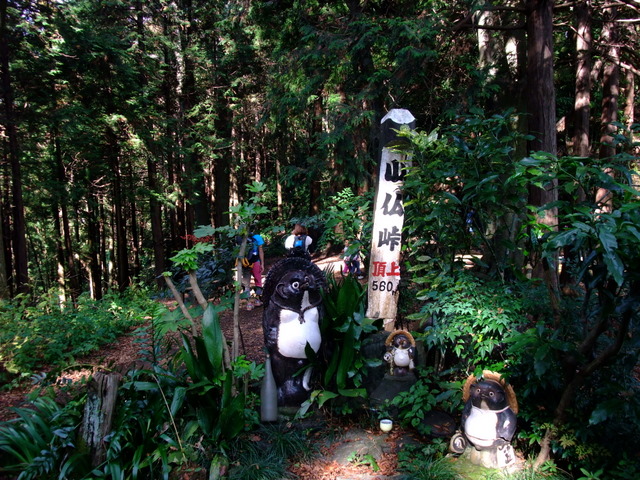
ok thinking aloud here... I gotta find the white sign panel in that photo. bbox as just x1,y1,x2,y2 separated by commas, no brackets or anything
366,147,412,326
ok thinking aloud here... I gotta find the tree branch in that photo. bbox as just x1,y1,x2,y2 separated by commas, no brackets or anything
535,296,635,468
163,275,198,337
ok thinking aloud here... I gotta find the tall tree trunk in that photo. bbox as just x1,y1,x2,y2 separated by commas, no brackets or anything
210,29,230,229
213,99,232,228
308,95,323,216
476,9,499,79
180,0,209,230
624,62,638,189
347,0,383,192
163,11,186,253
1,183,13,297
573,0,592,160
129,196,141,281
0,201,9,299
526,0,559,291
108,130,130,292
595,6,619,212
53,205,67,303
148,156,166,288
100,202,110,290
526,0,558,174
54,132,80,303
560,0,593,286
86,193,103,300
0,0,29,295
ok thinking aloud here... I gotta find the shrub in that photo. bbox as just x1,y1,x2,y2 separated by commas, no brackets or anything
0,302,257,479
299,274,382,416
319,187,373,252
408,269,527,373
390,367,463,437
0,289,154,378
396,443,461,480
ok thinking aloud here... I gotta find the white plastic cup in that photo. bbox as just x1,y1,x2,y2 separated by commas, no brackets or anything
379,418,393,433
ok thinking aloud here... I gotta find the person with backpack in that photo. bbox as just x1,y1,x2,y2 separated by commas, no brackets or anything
342,240,363,278
239,232,265,304
284,223,312,259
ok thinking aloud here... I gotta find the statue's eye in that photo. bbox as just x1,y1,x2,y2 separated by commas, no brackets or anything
292,281,300,289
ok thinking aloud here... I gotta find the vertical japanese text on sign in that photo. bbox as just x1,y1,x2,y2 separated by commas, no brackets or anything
366,108,415,324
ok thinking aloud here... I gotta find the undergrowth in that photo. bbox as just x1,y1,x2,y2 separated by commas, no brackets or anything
0,289,156,383
227,422,316,480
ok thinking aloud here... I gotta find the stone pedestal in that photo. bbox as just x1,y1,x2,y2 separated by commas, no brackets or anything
369,372,417,409
469,444,517,469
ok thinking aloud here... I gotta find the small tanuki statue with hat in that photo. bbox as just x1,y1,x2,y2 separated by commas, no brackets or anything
449,370,518,469
383,330,416,376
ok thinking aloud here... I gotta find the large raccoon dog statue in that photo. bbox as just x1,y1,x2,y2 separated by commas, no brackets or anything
262,256,327,407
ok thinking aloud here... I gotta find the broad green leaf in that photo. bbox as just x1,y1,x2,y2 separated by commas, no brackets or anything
170,387,186,417
317,390,339,407
337,388,367,398
202,304,224,374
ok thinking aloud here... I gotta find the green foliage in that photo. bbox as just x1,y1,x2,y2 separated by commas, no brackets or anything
347,451,379,472
322,275,380,393
390,367,463,436
169,242,215,272
286,215,325,234
514,152,640,288
168,181,274,306
408,270,526,371
0,289,155,377
181,250,235,301
502,151,640,473
227,448,292,480
396,443,461,480
493,466,571,480
400,117,640,476
228,423,313,480
0,299,257,479
0,395,87,479
227,182,271,229
403,109,531,274
320,187,374,248
174,305,258,446
251,422,314,460
299,275,381,416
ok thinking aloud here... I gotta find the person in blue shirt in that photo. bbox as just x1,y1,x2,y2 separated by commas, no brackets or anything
243,233,265,302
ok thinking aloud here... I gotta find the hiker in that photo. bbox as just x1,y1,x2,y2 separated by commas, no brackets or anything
239,232,265,303
342,241,363,278
284,224,312,259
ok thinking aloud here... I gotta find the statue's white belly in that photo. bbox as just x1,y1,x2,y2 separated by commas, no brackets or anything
277,307,321,359
465,406,498,447
393,349,411,366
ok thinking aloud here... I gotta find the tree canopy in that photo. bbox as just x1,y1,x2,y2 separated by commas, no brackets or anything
0,0,638,298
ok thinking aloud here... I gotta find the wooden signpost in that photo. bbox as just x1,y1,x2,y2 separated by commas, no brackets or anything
366,109,415,331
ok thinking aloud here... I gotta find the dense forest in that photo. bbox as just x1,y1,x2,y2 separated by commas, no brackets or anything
1,1,640,478
1,0,636,300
